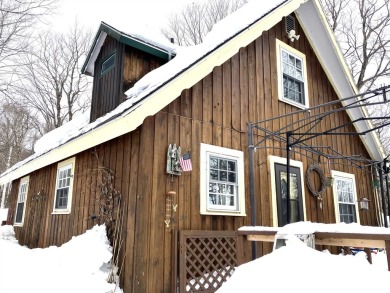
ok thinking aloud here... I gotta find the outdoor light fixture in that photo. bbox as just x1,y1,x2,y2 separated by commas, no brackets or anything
359,198,370,211
383,157,390,174
325,173,334,187
288,29,300,42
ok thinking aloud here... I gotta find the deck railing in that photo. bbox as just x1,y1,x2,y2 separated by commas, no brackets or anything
237,228,390,271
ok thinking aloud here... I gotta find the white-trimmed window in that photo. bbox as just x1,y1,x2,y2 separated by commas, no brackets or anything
269,156,306,227
276,39,309,108
14,176,29,226
53,157,75,214
200,143,245,216
331,170,360,224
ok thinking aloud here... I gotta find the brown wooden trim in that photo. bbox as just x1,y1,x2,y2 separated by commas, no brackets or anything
385,240,390,271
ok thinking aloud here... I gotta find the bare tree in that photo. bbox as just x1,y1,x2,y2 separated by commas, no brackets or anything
321,0,390,91
162,0,247,46
0,101,38,174
13,21,92,134
0,0,57,94
320,0,348,32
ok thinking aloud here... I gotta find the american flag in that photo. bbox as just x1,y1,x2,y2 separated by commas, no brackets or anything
179,151,192,172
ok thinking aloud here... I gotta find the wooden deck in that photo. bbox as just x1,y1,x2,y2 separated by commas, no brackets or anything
237,227,390,271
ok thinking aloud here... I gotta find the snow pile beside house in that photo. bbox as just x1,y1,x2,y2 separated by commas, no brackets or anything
0,208,8,221
0,224,123,293
0,223,17,243
218,223,390,293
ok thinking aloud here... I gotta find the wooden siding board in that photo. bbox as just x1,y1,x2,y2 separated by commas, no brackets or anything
133,117,154,292
149,112,168,292
240,48,249,133
190,120,202,230
222,60,232,129
262,30,273,228
164,113,180,292
201,121,213,231
212,124,223,230
213,65,223,127
181,88,192,118
123,130,140,291
178,117,192,231
231,53,240,131
203,73,213,124
192,81,203,122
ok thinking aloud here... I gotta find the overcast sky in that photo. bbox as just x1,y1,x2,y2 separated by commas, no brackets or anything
47,0,196,33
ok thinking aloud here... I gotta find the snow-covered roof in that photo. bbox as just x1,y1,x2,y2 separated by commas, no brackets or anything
0,0,384,184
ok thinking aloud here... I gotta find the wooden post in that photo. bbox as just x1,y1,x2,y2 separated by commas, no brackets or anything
364,247,372,264
236,233,246,266
385,240,390,272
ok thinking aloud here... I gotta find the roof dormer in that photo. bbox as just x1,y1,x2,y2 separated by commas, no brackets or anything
82,22,176,122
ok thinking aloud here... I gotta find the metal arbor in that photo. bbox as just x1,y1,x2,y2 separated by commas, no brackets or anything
248,85,390,229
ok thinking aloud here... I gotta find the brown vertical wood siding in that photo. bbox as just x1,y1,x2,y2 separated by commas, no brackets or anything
7,18,380,292
90,36,167,122
90,37,124,122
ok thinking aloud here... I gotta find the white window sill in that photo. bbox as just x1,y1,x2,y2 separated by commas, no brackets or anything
279,97,308,110
201,211,246,217
52,210,71,215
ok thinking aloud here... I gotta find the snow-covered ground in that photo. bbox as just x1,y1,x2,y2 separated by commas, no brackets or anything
1,218,389,293
0,224,123,293
218,222,390,293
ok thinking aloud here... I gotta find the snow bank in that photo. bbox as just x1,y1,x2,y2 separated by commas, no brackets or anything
0,224,17,243
0,208,8,221
0,224,122,293
239,221,390,235
217,234,390,293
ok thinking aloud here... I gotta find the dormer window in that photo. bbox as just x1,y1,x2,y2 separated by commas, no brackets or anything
101,52,115,75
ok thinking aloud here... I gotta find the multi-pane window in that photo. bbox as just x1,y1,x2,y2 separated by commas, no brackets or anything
276,39,308,108
282,49,304,104
15,177,29,226
53,158,75,213
208,156,238,211
335,177,356,223
332,171,359,224
200,144,245,216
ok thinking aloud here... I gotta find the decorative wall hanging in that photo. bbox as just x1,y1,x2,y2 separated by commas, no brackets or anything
166,144,182,176
306,164,326,200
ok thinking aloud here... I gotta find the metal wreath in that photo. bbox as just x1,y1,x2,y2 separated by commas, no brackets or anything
306,164,326,198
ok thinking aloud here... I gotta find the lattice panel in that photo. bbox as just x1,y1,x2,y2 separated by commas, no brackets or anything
179,231,237,293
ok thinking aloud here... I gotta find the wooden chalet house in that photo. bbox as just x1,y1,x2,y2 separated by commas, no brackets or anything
1,0,386,292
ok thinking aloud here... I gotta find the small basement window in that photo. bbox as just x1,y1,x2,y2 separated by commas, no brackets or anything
101,53,115,75
276,39,309,108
